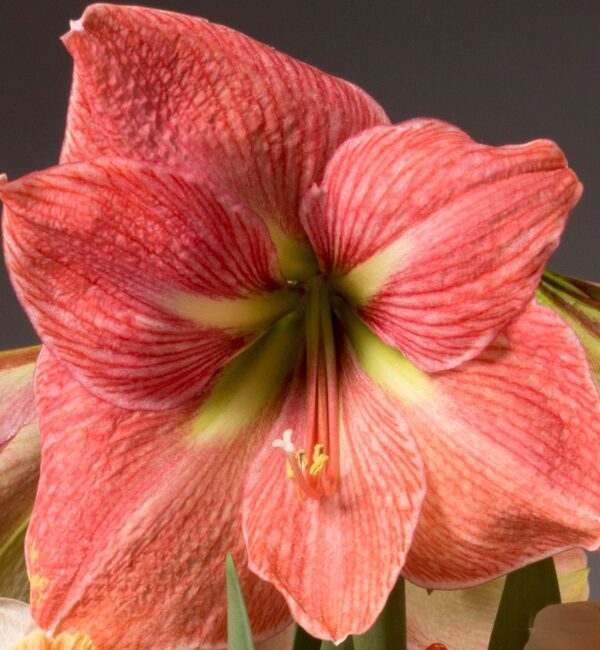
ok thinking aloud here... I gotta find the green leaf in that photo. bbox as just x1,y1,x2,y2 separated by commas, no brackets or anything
488,557,561,650
353,577,407,650
226,553,255,650
293,625,322,650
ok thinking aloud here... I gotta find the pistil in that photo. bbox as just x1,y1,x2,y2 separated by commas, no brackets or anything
273,277,340,499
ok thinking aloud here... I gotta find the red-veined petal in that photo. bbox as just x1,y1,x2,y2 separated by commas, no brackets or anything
61,3,388,246
0,346,39,449
27,349,291,649
303,119,581,371
1,158,297,410
242,346,425,643
342,300,600,586
399,303,600,587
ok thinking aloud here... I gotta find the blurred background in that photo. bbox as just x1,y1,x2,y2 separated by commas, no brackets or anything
1,0,599,594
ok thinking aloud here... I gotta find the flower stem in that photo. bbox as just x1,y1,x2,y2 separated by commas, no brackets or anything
488,557,561,650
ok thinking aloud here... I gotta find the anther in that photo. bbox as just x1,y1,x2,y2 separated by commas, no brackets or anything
309,444,329,476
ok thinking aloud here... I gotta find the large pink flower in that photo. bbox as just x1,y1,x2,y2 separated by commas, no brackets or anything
1,4,599,647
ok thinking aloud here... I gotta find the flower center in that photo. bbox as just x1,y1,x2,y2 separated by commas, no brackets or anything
273,276,340,499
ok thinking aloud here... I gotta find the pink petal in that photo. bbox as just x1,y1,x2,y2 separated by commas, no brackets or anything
401,302,600,587
0,347,39,449
242,347,425,643
302,119,581,371
28,349,289,649
61,4,388,241
2,158,291,410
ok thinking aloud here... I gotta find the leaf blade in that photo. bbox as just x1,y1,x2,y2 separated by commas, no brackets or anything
488,557,561,650
226,553,255,650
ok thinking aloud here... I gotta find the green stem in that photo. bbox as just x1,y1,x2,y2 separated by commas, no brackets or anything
488,557,561,650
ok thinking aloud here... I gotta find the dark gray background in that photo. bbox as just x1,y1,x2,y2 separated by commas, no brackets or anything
1,1,599,597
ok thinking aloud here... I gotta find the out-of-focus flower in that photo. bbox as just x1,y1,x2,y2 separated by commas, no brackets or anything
0,347,38,450
1,4,599,647
0,347,40,601
537,271,600,390
525,601,600,649
0,597,95,649
0,599,37,649
406,549,589,650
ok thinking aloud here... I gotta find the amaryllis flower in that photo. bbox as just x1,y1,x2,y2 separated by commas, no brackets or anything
1,3,599,647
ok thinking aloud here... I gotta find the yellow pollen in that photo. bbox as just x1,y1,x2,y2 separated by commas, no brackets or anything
309,444,329,476
285,459,296,480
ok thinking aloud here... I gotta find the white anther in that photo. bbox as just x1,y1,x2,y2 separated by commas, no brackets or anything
272,428,295,454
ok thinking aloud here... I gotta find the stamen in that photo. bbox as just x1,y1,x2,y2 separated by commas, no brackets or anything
295,449,307,469
272,277,340,500
309,444,329,476
285,459,296,480
272,429,330,498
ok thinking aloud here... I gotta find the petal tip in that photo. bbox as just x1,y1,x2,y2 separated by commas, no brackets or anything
0,173,9,202
68,17,85,33
61,4,100,45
